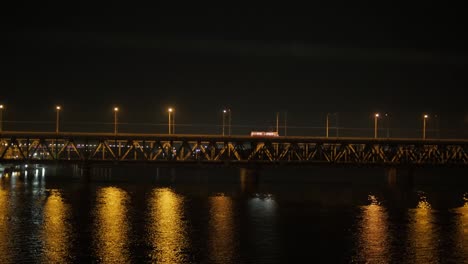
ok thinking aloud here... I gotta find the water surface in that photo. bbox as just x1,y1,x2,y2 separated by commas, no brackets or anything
0,169,467,263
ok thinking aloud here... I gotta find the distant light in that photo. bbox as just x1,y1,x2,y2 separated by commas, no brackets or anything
424,114,429,119
168,108,173,112
0,105,3,109
375,113,379,118
223,109,227,113
56,106,61,110
114,107,119,112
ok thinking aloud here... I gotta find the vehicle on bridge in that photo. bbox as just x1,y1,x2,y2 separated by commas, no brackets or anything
250,131,279,137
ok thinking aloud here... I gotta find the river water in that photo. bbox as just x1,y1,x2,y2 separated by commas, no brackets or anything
0,167,467,263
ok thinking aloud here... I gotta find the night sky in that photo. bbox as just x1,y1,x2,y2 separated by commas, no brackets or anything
2,3,468,137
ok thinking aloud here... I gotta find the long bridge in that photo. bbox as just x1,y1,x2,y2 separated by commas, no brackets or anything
1,131,467,167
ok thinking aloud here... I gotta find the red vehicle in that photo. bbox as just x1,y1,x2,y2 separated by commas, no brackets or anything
250,131,279,137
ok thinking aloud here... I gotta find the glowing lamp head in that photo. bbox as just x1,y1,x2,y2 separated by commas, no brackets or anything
114,107,119,112
424,114,429,119
375,113,379,118
56,106,61,110
168,108,173,113
223,109,227,113
0,105,3,109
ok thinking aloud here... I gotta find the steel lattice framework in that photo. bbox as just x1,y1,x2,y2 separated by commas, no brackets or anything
1,132,468,166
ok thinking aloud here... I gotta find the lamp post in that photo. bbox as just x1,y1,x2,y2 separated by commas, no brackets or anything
0,104,4,133
227,108,231,136
326,113,330,138
222,109,227,136
173,109,176,134
114,107,119,135
55,106,61,133
276,112,279,134
168,108,173,134
374,113,379,138
385,113,390,138
326,113,338,138
423,114,429,139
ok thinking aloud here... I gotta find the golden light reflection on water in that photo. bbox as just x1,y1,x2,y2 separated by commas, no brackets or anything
0,188,12,264
409,192,438,263
454,193,468,260
356,195,390,263
209,195,235,264
95,187,130,263
42,190,70,263
149,188,188,264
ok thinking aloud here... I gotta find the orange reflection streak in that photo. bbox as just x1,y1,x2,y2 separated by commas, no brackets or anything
454,193,468,260
409,193,438,263
42,190,69,263
149,188,187,264
95,187,130,263
356,195,390,263
0,188,12,264
209,195,235,264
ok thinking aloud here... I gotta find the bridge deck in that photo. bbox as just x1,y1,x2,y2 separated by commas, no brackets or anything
1,131,468,166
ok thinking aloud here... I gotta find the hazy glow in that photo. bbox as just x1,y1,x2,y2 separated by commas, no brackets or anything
424,114,429,119
114,107,119,112
375,113,379,117
409,192,437,263
0,105,3,109
149,188,187,263
95,187,130,263
42,190,70,263
56,106,61,110
355,195,390,262
209,195,235,263
168,108,173,112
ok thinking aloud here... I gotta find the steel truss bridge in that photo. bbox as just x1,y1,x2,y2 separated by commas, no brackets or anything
0,132,468,167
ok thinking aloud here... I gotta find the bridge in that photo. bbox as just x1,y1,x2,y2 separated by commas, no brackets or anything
1,131,467,167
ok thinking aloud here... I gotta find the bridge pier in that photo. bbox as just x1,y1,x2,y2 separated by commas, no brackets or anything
239,167,260,193
385,167,414,188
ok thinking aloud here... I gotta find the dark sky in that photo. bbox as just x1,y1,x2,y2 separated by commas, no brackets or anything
2,2,468,136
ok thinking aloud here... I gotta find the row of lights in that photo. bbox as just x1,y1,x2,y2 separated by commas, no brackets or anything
373,113,429,139
0,104,434,139
1,105,234,136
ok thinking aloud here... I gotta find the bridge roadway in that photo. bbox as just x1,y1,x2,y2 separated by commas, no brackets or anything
1,131,468,166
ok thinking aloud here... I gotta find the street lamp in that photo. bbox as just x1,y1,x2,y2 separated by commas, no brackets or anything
384,113,390,138
326,113,338,138
114,107,119,134
222,109,227,136
55,106,61,133
222,108,231,136
0,104,4,132
423,114,429,139
374,113,379,138
168,108,174,134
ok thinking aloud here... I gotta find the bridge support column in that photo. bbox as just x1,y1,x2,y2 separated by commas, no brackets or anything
239,167,260,193
385,167,414,188
78,164,91,182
